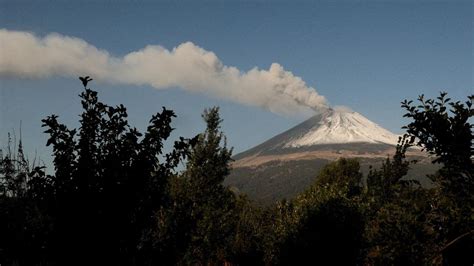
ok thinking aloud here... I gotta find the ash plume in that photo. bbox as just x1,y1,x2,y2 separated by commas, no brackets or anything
0,29,329,115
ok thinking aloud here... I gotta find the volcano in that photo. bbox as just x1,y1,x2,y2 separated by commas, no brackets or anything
232,108,402,166
226,108,435,204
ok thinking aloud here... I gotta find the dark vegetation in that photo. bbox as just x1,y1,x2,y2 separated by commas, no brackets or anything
226,157,439,204
1,79,472,265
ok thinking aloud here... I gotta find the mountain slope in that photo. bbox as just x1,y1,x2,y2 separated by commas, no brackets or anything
234,108,400,160
284,109,399,147
227,108,435,204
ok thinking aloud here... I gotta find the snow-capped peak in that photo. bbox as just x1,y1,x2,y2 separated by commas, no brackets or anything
284,109,399,147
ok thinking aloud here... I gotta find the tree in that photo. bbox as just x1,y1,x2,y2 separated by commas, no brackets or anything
23,78,195,265
366,135,416,204
364,188,438,265
267,159,366,265
401,92,474,264
182,107,236,264
0,133,53,265
0,132,33,198
155,107,237,265
315,158,363,196
228,195,266,265
401,92,473,197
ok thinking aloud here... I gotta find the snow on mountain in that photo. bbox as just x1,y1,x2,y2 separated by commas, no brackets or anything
228,108,432,204
227,108,435,203
232,107,402,161
283,109,400,147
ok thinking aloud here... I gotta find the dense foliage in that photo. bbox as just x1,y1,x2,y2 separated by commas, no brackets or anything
0,80,472,265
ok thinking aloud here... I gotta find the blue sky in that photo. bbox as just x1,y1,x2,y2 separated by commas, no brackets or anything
0,1,472,168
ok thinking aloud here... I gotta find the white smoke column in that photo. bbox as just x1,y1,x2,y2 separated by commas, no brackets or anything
0,29,329,115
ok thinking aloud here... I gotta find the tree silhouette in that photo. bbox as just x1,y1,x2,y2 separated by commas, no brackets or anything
1,79,472,265
39,78,197,264
402,92,474,264
156,107,237,265
401,93,473,197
